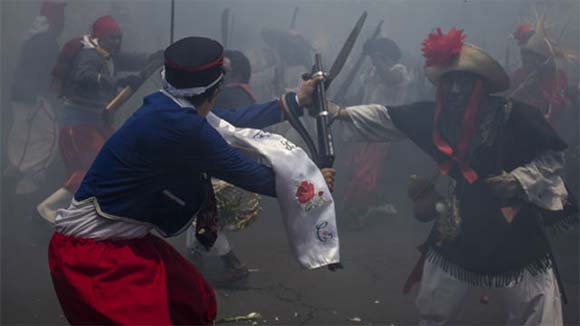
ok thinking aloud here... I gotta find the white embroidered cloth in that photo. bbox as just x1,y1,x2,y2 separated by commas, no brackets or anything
204,112,340,270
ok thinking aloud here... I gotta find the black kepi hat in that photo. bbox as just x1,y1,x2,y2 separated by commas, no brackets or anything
163,37,224,95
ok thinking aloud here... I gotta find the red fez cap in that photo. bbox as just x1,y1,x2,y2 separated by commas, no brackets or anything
92,15,121,40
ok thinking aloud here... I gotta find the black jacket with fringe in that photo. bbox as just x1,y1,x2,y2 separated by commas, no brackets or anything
390,96,578,287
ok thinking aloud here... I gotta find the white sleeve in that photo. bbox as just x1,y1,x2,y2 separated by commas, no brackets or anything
340,104,407,143
391,63,414,87
511,150,568,210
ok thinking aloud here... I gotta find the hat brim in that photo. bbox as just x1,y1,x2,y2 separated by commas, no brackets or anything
425,43,510,93
524,34,555,59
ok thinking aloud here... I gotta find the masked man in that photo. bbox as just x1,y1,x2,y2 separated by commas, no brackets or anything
331,28,577,325
37,15,161,221
48,36,338,325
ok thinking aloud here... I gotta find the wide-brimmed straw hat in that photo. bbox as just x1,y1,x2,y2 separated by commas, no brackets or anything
422,28,510,93
513,15,572,60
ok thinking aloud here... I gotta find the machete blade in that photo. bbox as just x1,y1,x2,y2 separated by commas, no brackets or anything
326,11,367,88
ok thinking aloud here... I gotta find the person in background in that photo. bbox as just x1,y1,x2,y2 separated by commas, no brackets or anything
37,15,162,222
509,16,578,207
213,49,256,108
509,17,571,129
6,0,66,195
342,37,413,228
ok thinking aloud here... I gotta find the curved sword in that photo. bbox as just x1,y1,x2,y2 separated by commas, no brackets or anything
325,11,367,89
334,18,383,104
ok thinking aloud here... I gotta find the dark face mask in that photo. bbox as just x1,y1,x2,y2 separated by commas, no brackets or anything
101,33,122,55
440,71,480,115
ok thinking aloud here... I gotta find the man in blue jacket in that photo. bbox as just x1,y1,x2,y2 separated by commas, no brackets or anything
48,36,332,325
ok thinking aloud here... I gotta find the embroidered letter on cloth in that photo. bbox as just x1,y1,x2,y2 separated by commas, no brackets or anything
205,113,340,269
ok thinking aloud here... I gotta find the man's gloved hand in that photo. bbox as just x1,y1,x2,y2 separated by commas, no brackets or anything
483,172,522,200
320,168,336,192
116,74,143,90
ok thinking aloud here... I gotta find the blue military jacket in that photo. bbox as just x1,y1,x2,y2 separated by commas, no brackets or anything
75,91,301,236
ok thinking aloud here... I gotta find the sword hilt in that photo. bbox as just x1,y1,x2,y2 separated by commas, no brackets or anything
312,53,335,168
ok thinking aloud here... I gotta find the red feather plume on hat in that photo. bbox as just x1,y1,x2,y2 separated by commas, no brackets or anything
422,28,466,67
512,24,534,45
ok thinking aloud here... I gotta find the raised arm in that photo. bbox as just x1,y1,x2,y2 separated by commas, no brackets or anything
332,103,408,143
212,94,302,129
187,121,276,197
212,75,323,129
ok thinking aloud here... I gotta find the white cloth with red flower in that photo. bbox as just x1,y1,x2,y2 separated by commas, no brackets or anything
204,111,340,270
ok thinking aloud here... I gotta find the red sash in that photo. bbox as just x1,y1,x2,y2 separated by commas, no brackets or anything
432,80,482,184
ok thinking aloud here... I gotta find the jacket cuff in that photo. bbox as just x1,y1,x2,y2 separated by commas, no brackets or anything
279,92,304,122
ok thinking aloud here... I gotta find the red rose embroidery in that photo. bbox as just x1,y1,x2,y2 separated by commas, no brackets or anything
296,181,315,203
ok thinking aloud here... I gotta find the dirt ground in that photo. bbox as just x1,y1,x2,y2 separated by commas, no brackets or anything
1,174,578,326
